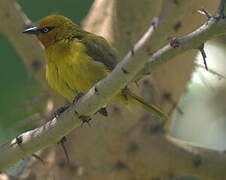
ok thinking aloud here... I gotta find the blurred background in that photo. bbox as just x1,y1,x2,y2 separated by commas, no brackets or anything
171,40,226,151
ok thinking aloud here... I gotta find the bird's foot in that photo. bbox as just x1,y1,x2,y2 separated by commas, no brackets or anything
73,92,84,104
97,107,108,117
54,105,69,118
79,115,92,127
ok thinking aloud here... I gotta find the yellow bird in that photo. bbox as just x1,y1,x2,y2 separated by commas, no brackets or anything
23,15,167,118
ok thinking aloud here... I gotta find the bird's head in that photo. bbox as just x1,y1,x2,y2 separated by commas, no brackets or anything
23,15,78,48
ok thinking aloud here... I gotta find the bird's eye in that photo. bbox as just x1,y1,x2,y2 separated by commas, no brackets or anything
43,27,49,33
40,26,55,34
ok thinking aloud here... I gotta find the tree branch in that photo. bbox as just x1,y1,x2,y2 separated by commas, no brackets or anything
140,11,226,75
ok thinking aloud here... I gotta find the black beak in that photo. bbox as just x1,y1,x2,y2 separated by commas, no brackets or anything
22,26,40,35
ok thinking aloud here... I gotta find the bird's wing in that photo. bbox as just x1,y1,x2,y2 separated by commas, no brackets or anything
73,33,118,71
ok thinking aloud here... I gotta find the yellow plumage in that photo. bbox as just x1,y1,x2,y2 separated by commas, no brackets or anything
23,15,167,118
45,39,109,101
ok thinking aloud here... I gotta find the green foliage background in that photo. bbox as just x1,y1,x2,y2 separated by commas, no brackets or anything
0,0,94,145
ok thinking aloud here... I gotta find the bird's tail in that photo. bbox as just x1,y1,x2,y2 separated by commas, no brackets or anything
124,89,168,118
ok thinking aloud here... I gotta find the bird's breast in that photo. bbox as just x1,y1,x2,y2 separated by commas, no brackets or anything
45,40,109,102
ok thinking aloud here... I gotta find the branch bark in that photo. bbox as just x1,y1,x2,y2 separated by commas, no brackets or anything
142,13,226,75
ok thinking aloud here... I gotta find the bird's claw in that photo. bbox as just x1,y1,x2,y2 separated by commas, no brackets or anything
73,92,84,104
79,115,92,127
97,107,108,116
54,106,69,118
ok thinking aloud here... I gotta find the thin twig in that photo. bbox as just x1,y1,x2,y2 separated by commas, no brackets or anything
59,137,70,164
31,153,45,165
141,12,226,76
199,43,208,71
195,62,226,79
197,8,212,19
